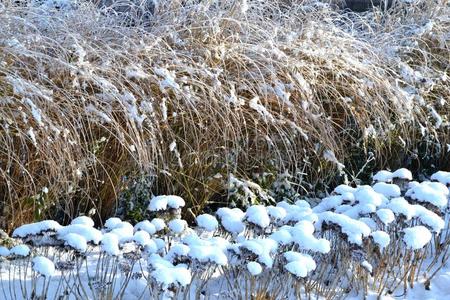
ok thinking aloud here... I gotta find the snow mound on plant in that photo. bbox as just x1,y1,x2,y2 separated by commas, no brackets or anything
62,233,87,252
32,256,55,277
247,261,262,275
58,224,102,244
13,220,62,238
403,226,432,250
196,214,218,232
148,195,185,211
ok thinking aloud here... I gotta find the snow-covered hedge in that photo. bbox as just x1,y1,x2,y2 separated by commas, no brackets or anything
1,169,449,299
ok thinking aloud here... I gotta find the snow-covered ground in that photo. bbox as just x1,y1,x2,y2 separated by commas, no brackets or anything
1,169,450,299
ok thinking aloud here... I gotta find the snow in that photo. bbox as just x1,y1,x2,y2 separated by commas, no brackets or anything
245,205,271,228
291,221,330,253
109,222,134,244
71,216,94,227
151,218,166,231
58,224,102,244
405,182,448,209
134,220,157,235
403,226,432,250
317,211,371,246
62,233,88,252
376,208,395,225
149,254,191,288
240,240,263,256
148,195,168,211
32,256,55,277
370,231,390,250
373,182,401,198
133,231,151,247
284,253,316,278
392,168,413,180
266,206,287,221
13,220,62,237
188,244,228,266
101,233,121,256
104,217,122,230
10,245,30,257
387,197,416,220
334,184,357,195
373,170,393,182
359,217,377,230
249,96,275,122
361,260,373,274
166,195,185,209
295,200,311,208
196,214,218,232
247,261,262,275
354,186,385,206
413,205,445,233
217,208,245,234
313,195,344,213
217,207,245,220
168,219,187,234
431,171,450,186
269,228,292,245
154,68,180,92
0,246,10,257
282,203,318,223
153,238,166,251
144,239,158,254
323,149,345,171
165,244,190,262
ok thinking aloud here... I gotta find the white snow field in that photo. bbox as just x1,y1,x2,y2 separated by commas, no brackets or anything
1,169,450,299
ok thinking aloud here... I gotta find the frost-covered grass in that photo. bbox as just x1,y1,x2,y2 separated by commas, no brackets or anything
0,169,450,299
0,0,449,229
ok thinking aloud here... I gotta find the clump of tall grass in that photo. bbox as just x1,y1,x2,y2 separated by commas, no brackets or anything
0,0,448,229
